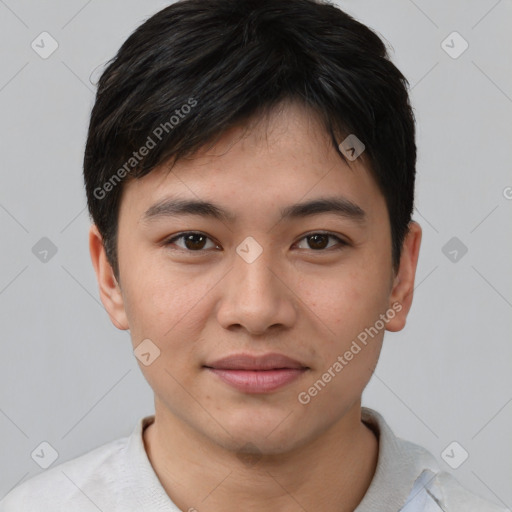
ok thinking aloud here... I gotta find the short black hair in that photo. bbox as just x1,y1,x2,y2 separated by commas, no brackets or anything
83,0,416,281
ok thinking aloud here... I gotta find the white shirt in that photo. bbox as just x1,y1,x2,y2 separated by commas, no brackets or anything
0,407,508,511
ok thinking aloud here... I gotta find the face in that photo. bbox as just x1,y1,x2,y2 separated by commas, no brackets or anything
90,100,421,455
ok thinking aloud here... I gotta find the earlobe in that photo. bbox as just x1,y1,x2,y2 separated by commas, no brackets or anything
88,224,130,331
385,221,422,332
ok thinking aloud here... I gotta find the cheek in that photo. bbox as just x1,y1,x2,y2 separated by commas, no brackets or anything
125,272,212,391
121,260,211,347
294,264,390,401
298,263,390,336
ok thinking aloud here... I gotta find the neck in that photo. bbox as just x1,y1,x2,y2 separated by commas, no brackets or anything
143,401,378,512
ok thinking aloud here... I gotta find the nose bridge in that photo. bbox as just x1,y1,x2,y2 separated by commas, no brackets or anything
216,238,296,333
232,239,280,302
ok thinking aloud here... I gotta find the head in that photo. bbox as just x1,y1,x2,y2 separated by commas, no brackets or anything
86,0,421,455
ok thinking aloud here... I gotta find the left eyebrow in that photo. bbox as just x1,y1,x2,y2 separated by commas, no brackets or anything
279,197,366,223
140,196,366,225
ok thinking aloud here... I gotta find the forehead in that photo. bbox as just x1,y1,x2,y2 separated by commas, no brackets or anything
118,101,385,223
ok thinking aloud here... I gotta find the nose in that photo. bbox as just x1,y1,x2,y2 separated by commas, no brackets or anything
216,245,298,336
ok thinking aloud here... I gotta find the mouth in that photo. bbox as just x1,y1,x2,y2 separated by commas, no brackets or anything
203,353,310,393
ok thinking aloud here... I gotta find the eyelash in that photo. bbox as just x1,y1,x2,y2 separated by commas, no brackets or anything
164,231,348,253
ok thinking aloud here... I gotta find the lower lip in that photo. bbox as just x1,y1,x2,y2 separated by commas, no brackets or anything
206,368,307,393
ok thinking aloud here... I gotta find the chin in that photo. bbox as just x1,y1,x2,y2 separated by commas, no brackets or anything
208,412,312,455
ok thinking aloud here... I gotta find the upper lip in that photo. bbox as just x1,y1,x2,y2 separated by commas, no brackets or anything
204,353,308,370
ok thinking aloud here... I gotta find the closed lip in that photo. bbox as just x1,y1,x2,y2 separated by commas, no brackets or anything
204,353,309,370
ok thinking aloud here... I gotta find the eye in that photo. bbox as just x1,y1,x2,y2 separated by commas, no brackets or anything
164,231,348,253
295,232,347,251
165,232,219,252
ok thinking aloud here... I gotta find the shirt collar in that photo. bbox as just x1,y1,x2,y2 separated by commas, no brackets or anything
127,408,440,511
126,415,178,511
355,407,440,511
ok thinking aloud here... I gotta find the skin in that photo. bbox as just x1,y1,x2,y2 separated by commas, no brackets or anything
89,99,422,512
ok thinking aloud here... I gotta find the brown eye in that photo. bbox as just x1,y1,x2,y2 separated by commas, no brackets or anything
295,233,346,251
307,234,329,250
166,232,218,251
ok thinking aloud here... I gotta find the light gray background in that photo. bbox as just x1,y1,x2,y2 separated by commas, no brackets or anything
1,0,511,507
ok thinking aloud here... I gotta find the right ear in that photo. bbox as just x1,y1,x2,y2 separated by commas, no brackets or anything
88,224,129,330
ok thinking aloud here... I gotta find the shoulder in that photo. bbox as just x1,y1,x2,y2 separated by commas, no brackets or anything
360,408,509,512
400,468,510,512
426,470,510,512
0,435,130,512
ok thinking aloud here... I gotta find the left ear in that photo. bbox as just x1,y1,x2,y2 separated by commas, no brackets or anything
385,221,422,332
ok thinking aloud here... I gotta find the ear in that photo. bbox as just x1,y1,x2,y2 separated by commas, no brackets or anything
385,221,422,332
88,224,129,330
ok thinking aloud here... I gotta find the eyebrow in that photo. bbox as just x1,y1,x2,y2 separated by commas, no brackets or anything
141,196,366,225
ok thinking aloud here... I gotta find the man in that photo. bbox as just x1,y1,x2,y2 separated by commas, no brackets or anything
1,0,507,510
